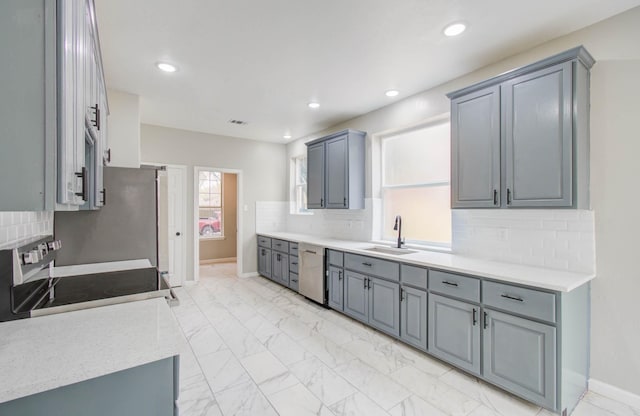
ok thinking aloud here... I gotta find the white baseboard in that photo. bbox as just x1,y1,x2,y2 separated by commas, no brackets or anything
199,257,237,265
239,272,259,278
589,378,640,409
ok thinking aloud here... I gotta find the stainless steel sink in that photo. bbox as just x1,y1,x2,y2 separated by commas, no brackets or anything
363,246,418,255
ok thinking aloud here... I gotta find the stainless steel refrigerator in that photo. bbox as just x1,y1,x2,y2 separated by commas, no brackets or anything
54,167,159,267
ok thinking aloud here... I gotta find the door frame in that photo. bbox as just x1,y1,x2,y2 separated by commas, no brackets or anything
144,162,187,287
193,166,243,282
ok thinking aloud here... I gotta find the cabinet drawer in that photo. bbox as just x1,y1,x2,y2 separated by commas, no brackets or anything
345,253,399,282
401,264,428,290
483,281,556,323
272,239,289,253
289,272,299,292
429,270,480,303
289,242,298,256
289,256,299,274
258,236,271,248
328,250,343,267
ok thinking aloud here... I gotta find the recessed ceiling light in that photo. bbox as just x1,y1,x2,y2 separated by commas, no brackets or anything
308,102,320,109
283,134,292,139
156,62,178,73
385,90,399,97
443,22,467,37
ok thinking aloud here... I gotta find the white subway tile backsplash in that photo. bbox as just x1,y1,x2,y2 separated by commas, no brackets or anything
453,209,595,274
0,211,53,246
256,202,595,275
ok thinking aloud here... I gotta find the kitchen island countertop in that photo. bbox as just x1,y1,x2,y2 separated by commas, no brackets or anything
258,231,594,292
0,298,185,404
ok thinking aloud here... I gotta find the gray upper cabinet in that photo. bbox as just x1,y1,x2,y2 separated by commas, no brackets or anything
325,136,349,208
428,293,481,375
503,62,572,207
400,286,427,351
305,129,366,210
451,85,501,208
0,0,108,211
307,142,325,209
448,46,595,209
483,309,557,409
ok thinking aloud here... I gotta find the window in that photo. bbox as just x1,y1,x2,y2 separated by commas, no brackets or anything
198,170,223,238
381,119,451,246
291,155,310,214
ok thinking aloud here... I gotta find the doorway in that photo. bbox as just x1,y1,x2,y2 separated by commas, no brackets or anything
156,164,187,287
194,167,243,281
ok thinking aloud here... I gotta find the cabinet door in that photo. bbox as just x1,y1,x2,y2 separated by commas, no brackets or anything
368,277,400,337
343,271,368,323
451,85,501,208
258,247,271,278
325,135,348,208
307,142,325,208
271,252,289,286
400,286,427,351
328,266,344,311
483,310,556,409
503,62,573,207
57,0,86,206
428,293,480,375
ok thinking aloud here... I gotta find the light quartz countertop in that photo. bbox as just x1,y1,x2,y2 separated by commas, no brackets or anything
259,232,595,292
0,298,185,404
51,259,153,277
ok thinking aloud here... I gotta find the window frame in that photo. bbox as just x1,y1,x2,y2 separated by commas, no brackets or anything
290,154,312,215
197,169,224,240
379,115,452,249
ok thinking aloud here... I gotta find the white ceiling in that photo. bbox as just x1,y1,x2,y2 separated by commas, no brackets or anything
95,0,640,143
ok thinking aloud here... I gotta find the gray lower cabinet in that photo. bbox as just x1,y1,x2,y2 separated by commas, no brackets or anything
271,251,289,286
428,293,481,375
343,270,368,322
343,270,400,337
257,247,271,278
289,253,299,292
483,309,557,410
0,357,179,416
289,272,299,292
400,286,427,351
368,277,400,337
328,265,344,311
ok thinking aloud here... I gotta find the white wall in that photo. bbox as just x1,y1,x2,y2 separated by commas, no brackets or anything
106,89,141,168
285,6,640,397
140,124,287,278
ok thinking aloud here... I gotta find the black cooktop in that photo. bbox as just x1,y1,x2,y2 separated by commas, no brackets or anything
41,267,164,308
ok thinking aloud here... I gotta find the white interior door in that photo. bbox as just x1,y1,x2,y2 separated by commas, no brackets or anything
166,166,186,287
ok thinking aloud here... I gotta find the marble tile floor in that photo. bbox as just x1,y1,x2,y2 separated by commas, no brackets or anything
171,262,639,416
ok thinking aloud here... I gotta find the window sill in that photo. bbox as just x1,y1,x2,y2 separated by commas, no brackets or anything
290,211,314,216
372,240,452,254
200,236,226,241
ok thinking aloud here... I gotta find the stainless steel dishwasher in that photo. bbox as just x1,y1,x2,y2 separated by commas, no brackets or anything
298,243,325,304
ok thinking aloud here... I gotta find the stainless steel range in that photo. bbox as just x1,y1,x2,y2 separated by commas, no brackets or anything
0,235,175,322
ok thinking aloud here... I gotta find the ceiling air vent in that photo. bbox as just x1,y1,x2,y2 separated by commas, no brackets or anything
228,119,248,125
